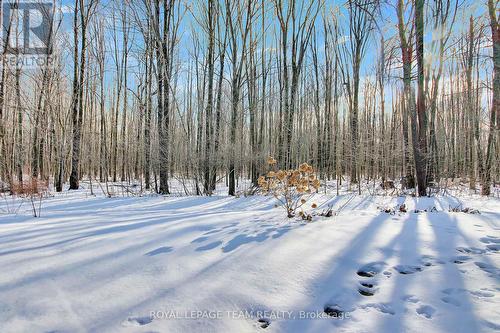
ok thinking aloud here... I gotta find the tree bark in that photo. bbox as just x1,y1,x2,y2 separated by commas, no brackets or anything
482,0,499,195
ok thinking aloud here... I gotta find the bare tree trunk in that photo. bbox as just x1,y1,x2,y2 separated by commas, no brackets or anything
0,0,10,186
69,0,95,190
248,25,258,187
397,0,415,189
120,5,129,182
212,18,227,192
145,35,152,190
227,0,253,196
482,0,499,195
203,0,216,195
15,64,22,183
414,0,428,196
68,1,80,190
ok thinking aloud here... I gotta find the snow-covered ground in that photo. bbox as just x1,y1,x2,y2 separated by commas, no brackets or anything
0,189,499,332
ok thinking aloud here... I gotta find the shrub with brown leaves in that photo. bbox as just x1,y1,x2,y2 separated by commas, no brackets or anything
10,178,48,217
258,157,320,220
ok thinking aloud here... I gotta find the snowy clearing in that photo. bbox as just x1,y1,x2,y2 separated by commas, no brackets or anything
0,191,499,332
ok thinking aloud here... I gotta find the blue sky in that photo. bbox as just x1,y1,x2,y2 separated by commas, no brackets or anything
50,0,492,104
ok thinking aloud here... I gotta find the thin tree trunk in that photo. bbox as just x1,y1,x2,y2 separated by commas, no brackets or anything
482,0,499,195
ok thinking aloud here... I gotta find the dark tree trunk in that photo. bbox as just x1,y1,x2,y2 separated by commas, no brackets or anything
482,0,499,195
414,0,428,196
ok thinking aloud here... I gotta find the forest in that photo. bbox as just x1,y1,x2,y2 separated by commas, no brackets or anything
0,1,499,332
0,0,497,197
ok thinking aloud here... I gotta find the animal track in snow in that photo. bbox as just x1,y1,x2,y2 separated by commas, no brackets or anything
359,303,395,315
441,296,461,306
419,256,435,267
441,287,466,295
401,294,419,303
416,305,436,319
483,320,500,330
474,262,499,277
486,244,500,252
470,289,495,298
356,263,384,296
257,318,270,329
356,262,386,277
324,305,344,318
480,236,500,244
123,316,153,326
420,255,445,266
450,255,472,264
358,281,377,297
393,264,423,275
456,247,485,255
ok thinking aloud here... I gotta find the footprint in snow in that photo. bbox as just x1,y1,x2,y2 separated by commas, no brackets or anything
474,262,499,277
450,255,472,264
123,316,153,326
323,305,345,318
416,305,436,319
486,244,500,252
441,287,484,305
479,236,500,244
357,262,386,277
257,318,270,329
483,320,500,330
393,264,423,275
356,262,391,296
359,303,395,315
456,247,486,255
470,289,495,298
401,294,419,303
420,255,445,267
441,288,466,295
420,256,435,267
358,281,377,297
441,296,461,307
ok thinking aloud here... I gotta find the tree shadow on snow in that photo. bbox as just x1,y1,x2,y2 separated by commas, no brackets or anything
196,241,223,251
221,224,294,253
425,213,481,332
145,246,173,256
281,213,391,332
376,214,420,332
0,210,219,258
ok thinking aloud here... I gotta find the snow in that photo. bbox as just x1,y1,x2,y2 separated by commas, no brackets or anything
0,189,499,332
